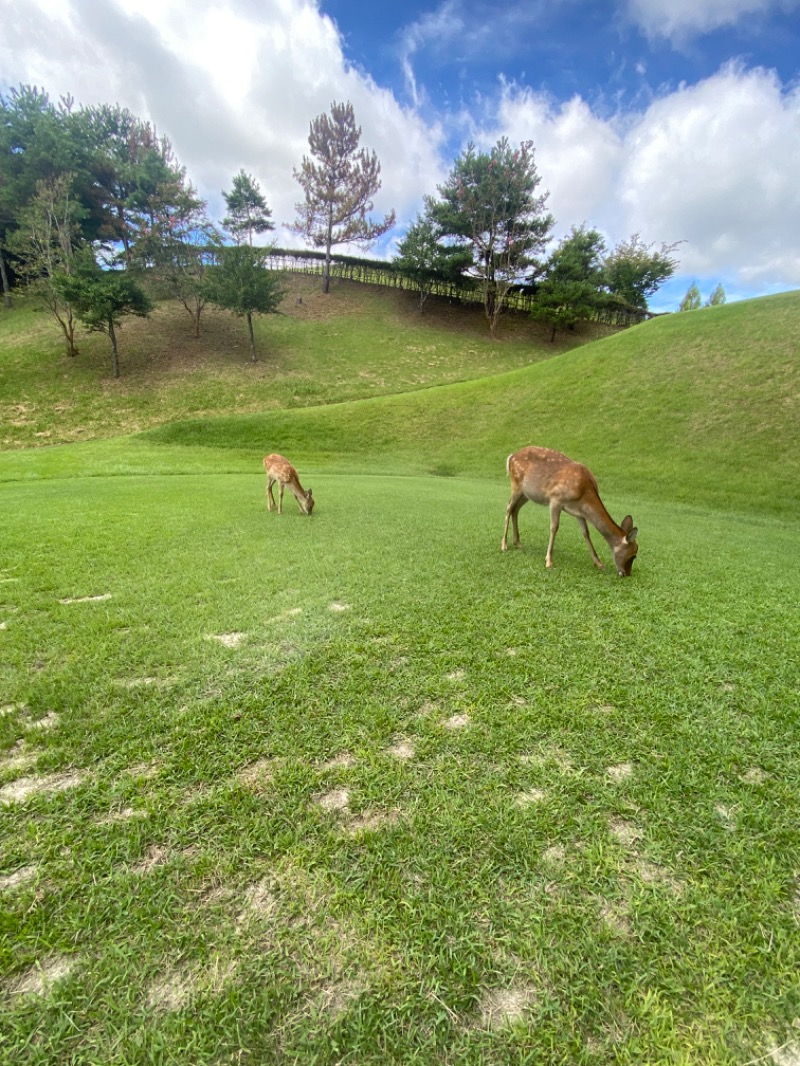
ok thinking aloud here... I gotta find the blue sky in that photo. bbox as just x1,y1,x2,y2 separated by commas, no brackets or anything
2,0,800,311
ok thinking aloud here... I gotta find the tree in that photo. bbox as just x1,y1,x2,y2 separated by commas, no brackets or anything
53,249,152,378
678,283,702,312
293,101,395,294
131,184,217,337
222,170,273,246
205,245,283,361
530,225,607,341
706,283,726,307
426,137,554,336
0,85,84,308
603,233,681,311
393,214,472,311
8,173,85,355
82,104,192,265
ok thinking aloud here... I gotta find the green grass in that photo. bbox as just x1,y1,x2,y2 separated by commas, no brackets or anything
1,283,799,1064
0,275,602,450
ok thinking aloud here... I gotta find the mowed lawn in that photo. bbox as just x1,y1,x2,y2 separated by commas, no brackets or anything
1,464,799,1064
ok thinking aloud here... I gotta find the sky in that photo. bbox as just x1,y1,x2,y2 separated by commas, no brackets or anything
2,0,800,311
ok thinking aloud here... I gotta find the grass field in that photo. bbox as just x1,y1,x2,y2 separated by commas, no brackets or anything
1,281,799,1064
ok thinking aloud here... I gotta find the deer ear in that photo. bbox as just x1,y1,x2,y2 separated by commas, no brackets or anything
620,516,638,542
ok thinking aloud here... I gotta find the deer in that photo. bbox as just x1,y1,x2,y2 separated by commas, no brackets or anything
263,453,314,515
501,447,638,576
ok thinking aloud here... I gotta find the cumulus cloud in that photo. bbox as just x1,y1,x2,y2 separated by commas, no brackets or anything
625,0,800,43
2,0,799,298
0,0,445,247
480,64,800,291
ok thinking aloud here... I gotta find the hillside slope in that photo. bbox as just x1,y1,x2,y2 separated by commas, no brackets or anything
145,291,800,515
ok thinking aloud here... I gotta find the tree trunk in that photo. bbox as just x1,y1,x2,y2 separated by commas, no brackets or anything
246,311,257,361
108,319,120,378
0,248,12,309
322,216,333,294
322,245,331,294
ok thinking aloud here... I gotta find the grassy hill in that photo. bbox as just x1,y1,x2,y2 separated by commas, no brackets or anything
4,278,797,516
1,278,799,1065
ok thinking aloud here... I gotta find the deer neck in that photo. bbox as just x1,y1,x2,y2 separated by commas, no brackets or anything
586,498,624,546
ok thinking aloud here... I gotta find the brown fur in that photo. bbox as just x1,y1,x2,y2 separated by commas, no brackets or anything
263,454,314,515
501,446,638,576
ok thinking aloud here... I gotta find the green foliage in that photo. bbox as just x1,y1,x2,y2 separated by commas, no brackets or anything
205,245,284,360
0,85,196,292
52,249,152,377
427,137,554,334
293,101,395,292
604,232,681,310
531,225,607,339
679,283,702,311
707,282,727,306
221,170,274,246
393,214,473,310
6,172,84,354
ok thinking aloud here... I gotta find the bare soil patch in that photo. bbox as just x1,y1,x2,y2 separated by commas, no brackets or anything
0,769,85,805
0,864,38,891
478,986,537,1028
6,955,76,996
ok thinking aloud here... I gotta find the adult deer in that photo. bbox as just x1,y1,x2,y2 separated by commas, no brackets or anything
263,454,314,515
501,447,638,576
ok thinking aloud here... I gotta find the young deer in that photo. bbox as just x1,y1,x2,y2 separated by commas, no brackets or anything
263,453,314,515
501,447,638,576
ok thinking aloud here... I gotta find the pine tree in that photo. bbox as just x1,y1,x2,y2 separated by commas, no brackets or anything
293,101,395,293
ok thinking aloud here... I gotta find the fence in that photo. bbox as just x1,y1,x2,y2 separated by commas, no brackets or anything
261,249,652,328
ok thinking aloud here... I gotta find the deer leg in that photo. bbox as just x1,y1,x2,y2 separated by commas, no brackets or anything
267,477,276,511
576,516,604,570
502,493,526,550
278,482,285,514
546,502,562,568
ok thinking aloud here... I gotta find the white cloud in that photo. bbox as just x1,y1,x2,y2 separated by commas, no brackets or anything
0,0,445,248
625,0,800,43
481,64,800,292
2,0,799,299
